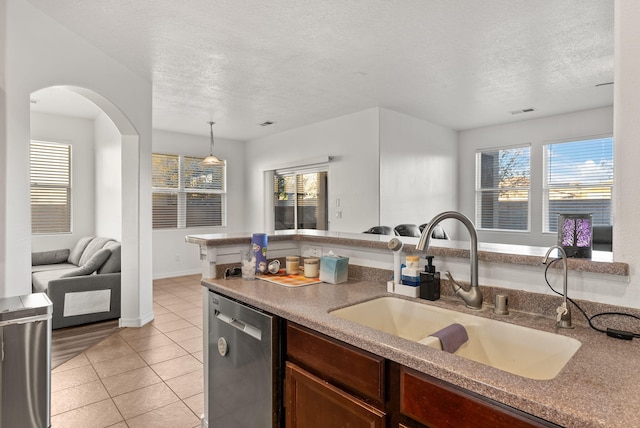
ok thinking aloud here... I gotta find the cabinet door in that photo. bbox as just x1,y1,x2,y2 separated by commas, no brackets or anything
286,362,385,428
400,367,559,428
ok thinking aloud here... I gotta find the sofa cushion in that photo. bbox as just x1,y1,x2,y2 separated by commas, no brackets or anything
97,242,121,274
68,236,95,265
79,237,114,266
32,267,80,293
32,249,71,266
61,248,112,278
32,263,77,273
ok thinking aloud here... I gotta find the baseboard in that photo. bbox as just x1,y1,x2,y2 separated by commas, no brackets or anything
119,310,154,328
153,268,201,280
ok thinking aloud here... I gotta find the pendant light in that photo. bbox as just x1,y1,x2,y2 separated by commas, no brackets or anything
201,121,224,166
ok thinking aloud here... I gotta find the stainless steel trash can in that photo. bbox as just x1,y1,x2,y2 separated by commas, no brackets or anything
0,293,52,428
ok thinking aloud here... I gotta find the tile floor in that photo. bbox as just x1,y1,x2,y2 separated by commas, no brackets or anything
51,274,205,428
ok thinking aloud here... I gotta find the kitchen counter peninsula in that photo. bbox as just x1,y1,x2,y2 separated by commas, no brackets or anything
200,275,640,428
186,230,628,278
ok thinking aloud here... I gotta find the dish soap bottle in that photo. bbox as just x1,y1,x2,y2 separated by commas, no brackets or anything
420,255,440,301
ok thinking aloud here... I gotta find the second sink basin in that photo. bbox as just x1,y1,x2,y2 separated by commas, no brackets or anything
329,296,581,380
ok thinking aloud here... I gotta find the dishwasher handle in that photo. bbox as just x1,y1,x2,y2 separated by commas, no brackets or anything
215,310,262,341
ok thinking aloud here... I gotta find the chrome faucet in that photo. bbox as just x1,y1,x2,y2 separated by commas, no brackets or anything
417,211,483,310
542,245,573,329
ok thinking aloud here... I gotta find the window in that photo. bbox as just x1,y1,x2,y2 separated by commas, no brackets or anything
274,168,328,231
152,153,226,229
543,137,613,232
30,141,72,234
475,145,530,231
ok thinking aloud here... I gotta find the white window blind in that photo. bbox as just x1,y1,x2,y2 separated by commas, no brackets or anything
475,145,530,231
543,137,613,232
30,141,72,234
152,153,226,229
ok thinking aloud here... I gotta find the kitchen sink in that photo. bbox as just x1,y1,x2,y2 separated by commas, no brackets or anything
329,297,581,380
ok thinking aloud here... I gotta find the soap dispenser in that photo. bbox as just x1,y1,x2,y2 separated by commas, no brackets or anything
419,255,440,301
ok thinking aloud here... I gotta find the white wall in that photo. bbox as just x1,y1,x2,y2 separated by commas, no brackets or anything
152,128,246,278
458,106,613,247
30,111,97,251
3,0,153,327
245,108,381,233
95,112,122,241
379,108,458,232
614,0,640,283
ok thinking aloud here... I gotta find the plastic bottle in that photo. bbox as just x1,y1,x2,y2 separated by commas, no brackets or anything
401,255,421,286
420,255,441,301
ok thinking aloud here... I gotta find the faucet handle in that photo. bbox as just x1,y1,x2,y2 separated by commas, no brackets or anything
556,303,568,322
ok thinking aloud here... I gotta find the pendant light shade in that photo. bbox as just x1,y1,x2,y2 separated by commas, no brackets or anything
201,121,224,166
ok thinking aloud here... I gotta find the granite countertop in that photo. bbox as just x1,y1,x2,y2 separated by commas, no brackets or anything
186,231,629,276
202,276,640,428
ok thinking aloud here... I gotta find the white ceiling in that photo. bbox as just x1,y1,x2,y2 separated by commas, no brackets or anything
27,0,614,141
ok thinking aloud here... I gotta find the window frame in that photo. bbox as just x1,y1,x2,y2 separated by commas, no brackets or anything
475,144,531,233
30,140,72,235
273,164,329,231
152,153,227,230
542,135,613,234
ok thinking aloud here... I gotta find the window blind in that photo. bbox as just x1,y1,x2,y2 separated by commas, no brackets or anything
475,145,530,231
543,137,613,232
30,141,72,234
152,153,226,229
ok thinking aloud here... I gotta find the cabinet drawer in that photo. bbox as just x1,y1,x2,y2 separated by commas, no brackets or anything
286,322,385,403
400,367,559,428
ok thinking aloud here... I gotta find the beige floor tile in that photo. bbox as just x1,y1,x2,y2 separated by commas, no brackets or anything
51,398,123,428
124,331,175,352
151,354,203,381
126,400,201,428
85,337,136,364
165,369,204,399
51,364,99,392
153,318,194,333
112,382,179,419
164,326,202,342
139,342,189,365
153,294,188,306
192,350,204,363
52,352,91,374
161,302,198,313
102,366,163,397
184,315,204,328
51,380,110,415
118,323,163,340
106,422,129,428
171,306,203,319
93,353,148,378
153,304,171,315
183,392,205,418
177,336,204,353
152,312,182,325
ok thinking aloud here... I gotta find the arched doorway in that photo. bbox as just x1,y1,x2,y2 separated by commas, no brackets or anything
30,85,147,327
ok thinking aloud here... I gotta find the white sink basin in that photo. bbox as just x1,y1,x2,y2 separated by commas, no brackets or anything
330,297,581,380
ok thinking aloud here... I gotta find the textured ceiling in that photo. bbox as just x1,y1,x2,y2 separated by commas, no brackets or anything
27,0,614,141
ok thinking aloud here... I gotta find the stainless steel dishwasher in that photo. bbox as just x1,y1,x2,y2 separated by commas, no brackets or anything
204,290,282,428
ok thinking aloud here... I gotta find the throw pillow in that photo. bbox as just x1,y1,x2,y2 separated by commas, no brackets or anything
97,242,121,274
67,236,95,265
61,248,111,278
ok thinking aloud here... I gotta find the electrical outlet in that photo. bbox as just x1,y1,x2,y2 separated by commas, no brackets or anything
308,246,322,257
175,254,181,262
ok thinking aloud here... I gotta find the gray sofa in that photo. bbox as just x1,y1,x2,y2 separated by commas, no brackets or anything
31,236,121,329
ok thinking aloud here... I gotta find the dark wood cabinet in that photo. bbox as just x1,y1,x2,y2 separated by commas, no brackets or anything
285,322,560,428
400,367,559,428
286,362,386,428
